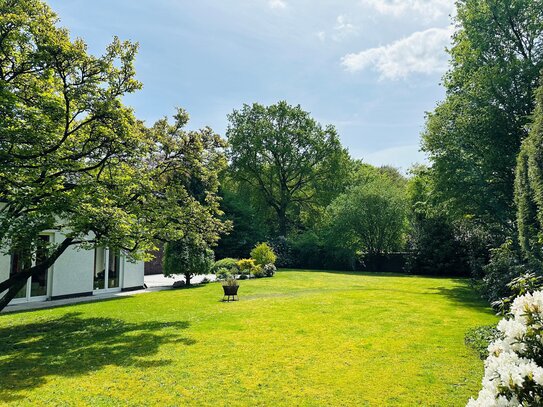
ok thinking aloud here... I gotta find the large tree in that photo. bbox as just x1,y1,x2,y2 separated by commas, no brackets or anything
422,0,543,236
226,101,350,236
324,173,407,260
0,0,227,310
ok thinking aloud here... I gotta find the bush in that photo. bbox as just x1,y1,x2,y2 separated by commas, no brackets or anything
250,242,276,266
238,268,250,280
251,264,265,278
263,263,276,277
212,258,239,273
476,240,531,304
464,325,499,360
215,267,231,281
237,258,256,271
468,291,543,406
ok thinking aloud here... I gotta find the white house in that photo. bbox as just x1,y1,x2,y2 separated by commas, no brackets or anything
0,230,145,306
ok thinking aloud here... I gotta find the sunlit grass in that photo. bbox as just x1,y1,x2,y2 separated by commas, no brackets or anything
0,270,496,406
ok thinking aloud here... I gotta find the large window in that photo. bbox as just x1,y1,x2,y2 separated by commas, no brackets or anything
9,235,51,301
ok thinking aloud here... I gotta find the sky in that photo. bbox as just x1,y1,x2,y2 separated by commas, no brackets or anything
47,0,455,172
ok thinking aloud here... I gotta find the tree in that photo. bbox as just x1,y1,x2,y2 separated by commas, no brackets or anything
0,0,227,310
324,174,407,262
422,0,543,236
515,78,543,263
226,101,350,236
163,238,214,286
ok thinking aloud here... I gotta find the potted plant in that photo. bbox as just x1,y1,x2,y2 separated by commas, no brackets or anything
222,274,239,301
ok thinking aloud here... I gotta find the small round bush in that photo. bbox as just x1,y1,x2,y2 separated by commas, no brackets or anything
238,268,250,280
263,263,276,277
250,242,277,266
213,258,239,273
237,258,256,271
251,265,265,278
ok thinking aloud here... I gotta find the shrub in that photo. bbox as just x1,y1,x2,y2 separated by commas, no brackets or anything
263,263,276,277
476,240,531,305
250,242,277,266
163,238,214,285
215,267,231,281
251,265,265,278
464,325,499,360
212,258,239,273
237,258,256,271
468,291,543,406
238,268,250,280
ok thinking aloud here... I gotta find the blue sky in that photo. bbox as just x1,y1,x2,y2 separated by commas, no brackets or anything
48,0,455,171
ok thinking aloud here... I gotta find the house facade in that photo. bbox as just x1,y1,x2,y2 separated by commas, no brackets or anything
0,230,145,306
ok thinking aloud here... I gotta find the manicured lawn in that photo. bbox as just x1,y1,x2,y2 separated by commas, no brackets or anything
0,270,496,406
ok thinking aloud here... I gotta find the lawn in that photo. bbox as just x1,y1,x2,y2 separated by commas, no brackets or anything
0,270,496,406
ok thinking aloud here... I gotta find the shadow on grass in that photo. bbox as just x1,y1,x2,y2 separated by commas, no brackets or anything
0,312,194,402
431,283,494,313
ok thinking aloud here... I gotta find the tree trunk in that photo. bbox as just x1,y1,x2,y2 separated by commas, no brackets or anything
185,272,191,286
277,206,288,237
0,237,74,312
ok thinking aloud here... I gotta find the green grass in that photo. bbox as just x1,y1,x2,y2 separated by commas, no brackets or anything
0,270,497,406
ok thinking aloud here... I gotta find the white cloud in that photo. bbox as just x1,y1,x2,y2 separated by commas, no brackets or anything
333,15,358,40
361,0,454,20
341,26,453,80
268,0,287,10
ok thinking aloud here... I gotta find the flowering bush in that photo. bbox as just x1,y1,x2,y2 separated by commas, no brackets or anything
467,290,543,406
263,263,276,277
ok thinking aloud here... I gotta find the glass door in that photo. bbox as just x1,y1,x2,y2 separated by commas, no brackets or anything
9,234,52,303
94,248,122,292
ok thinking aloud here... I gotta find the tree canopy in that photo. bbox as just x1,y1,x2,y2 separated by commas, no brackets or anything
0,0,227,309
226,101,350,236
422,0,543,235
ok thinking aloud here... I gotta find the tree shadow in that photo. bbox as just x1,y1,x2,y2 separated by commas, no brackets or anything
430,283,495,314
0,312,194,402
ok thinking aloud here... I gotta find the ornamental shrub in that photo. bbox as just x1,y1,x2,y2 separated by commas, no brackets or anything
468,291,543,406
250,242,276,266
237,258,256,271
263,263,276,277
212,258,239,273
251,264,265,278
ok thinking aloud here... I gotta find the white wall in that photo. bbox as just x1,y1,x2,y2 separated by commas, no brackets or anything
1,230,145,304
51,231,94,297
123,258,144,289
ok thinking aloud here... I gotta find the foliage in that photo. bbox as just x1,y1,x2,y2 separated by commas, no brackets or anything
227,101,350,236
250,242,276,266
269,236,295,268
212,258,239,273
477,240,531,305
214,183,269,259
492,272,543,315
163,238,214,285
464,325,499,360
250,265,265,279
236,258,256,271
0,271,497,405
263,263,277,277
0,0,227,310
468,291,543,406
221,274,239,287
422,0,543,236
515,78,543,264
324,173,407,259
215,267,231,281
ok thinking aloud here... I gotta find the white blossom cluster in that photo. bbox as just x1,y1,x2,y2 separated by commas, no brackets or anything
467,291,543,406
